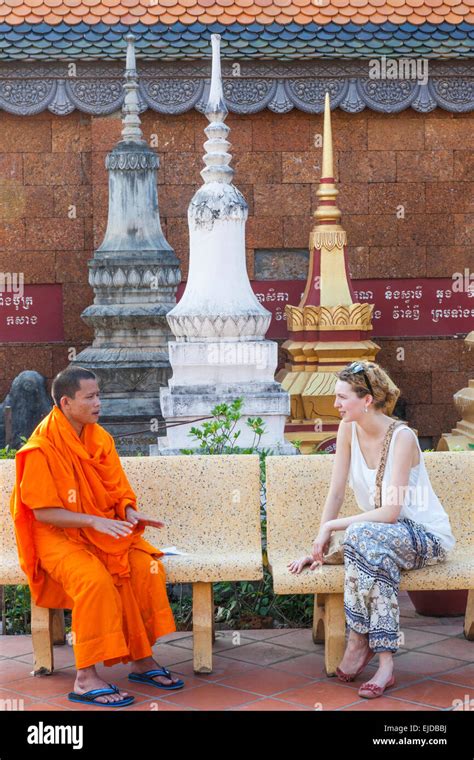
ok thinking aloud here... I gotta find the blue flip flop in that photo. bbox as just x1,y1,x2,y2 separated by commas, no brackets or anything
128,667,185,690
68,683,135,707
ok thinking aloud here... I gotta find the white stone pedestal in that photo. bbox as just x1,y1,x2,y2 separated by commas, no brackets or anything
158,340,294,453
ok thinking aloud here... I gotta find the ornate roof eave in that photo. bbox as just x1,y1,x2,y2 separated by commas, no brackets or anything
0,58,473,116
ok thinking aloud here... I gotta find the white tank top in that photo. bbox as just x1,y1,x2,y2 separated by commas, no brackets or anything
348,421,456,552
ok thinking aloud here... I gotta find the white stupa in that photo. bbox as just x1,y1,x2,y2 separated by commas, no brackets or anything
158,34,292,454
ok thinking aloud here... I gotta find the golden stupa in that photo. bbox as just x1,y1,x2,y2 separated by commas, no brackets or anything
277,92,398,453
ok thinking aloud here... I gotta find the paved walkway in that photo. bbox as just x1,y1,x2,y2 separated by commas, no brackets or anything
0,592,472,711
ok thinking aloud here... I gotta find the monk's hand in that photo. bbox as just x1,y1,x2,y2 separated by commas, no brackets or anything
125,505,165,529
90,515,135,539
135,513,166,528
124,506,140,527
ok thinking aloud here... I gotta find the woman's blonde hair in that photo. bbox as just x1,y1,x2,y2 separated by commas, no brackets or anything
336,360,400,412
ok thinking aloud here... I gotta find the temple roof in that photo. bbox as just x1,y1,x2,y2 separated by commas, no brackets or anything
1,0,473,26
0,0,473,60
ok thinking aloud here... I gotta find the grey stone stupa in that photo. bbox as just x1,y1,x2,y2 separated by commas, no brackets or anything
72,34,181,453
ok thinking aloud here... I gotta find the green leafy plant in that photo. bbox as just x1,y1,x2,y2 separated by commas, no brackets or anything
2,584,31,635
180,398,266,455
0,436,27,460
0,447,16,460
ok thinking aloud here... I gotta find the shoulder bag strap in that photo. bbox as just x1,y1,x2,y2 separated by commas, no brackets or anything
374,420,405,509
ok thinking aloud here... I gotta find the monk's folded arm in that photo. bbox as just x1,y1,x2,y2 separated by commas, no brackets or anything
33,508,134,539
33,507,95,528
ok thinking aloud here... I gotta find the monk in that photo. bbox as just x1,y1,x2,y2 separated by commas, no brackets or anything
10,366,184,707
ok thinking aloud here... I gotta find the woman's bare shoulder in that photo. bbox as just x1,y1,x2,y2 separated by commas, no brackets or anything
337,420,352,443
393,426,420,466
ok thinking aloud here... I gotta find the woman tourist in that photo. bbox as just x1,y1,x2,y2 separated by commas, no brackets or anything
288,361,455,699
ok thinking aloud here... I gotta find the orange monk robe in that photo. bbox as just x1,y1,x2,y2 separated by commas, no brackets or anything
10,406,176,670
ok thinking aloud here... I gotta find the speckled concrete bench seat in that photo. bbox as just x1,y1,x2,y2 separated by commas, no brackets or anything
266,451,474,677
0,455,263,675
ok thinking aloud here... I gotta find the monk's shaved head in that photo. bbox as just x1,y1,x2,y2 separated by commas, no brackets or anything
52,367,98,408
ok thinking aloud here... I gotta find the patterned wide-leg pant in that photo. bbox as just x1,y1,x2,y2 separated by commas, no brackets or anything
342,517,447,653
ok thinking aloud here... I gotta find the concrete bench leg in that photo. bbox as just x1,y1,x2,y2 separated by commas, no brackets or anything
52,610,65,645
322,594,346,677
211,585,216,645
312,594,326,644
464,590,474,640
192,582,213,674
31,602,54,676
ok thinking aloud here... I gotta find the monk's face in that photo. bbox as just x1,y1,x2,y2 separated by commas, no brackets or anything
60,379,101,426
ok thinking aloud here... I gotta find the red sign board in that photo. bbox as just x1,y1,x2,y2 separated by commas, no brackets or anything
0,284,64,342
178,278,474,340
1,278,472,344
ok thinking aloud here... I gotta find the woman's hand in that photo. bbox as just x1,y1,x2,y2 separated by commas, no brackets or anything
125,505,165,529
287,523,338,573
287,555,315,574
287,554,323,574
311,522,334,565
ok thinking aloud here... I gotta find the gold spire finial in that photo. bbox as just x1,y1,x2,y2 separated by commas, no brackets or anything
321,92,333,180
302,90,350,307
313,91,341,228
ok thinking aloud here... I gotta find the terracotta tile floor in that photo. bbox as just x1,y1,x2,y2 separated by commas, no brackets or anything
0,592,472,711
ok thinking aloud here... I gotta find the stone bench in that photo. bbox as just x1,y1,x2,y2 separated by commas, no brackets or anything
266,451,474,677
0,454,263,675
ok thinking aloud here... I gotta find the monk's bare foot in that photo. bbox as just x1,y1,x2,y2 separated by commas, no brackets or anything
74,666,130,704
130,655,181,687
338,630,371,675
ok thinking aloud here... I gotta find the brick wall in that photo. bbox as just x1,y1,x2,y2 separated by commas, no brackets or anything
0,106,473,444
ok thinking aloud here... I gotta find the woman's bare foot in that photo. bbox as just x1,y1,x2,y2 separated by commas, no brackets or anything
74,666,130,704
129,655,182,687
337,630,371,675
360,652,394,690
